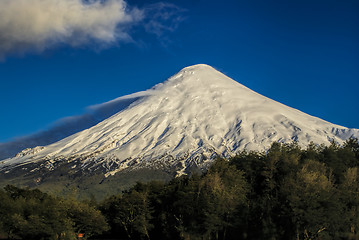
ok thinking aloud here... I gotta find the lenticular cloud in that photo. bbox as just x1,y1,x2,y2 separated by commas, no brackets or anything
0,0,143,58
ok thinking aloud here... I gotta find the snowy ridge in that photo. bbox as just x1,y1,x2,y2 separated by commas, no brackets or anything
1,64,358,175
0,91,145,160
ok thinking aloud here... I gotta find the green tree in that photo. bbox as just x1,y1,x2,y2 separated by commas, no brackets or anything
282,160,340,239
101,183,153,240
339,167,359,239
64,199,109,239
0,185,108,240
159,159,248,240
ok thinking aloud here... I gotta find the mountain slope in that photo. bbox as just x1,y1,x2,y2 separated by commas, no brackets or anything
0,93,143,160
1,64,358,178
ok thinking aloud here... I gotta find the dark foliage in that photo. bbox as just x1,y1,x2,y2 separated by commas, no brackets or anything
0,186,108,239
1,138,359,240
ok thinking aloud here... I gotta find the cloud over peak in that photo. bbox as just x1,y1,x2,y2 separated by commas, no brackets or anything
0,0,143,59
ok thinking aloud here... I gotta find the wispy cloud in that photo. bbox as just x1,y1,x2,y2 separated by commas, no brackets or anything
0,0,187,59
0,0,143,59
144,2,187,47
144,3,187,37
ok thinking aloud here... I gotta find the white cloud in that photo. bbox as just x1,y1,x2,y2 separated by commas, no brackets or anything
0,0,143,58
144,2,187,37
144,2,187,46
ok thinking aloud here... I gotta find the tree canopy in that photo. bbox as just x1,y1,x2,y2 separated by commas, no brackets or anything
1,138,359,240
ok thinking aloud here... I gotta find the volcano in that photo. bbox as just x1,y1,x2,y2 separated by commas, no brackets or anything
1,64,358,195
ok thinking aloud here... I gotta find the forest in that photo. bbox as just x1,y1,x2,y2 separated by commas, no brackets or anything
1,138,359,240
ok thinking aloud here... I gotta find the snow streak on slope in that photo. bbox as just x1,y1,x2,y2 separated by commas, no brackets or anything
0,92,145,160
1,64,358,175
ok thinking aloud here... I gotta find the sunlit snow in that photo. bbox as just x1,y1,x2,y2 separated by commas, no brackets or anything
1,64,358,175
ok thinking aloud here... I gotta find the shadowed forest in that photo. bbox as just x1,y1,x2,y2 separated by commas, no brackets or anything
1,139,359,240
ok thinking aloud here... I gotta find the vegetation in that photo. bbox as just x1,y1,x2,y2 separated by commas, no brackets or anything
0,186,108,240
1,139,359,239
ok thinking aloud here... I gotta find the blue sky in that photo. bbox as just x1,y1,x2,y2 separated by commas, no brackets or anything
0,0,358,142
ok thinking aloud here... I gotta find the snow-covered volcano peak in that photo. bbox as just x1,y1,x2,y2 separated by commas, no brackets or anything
153,64,249,98
166,64,237,85
1,64,358,177
178,63,216,73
